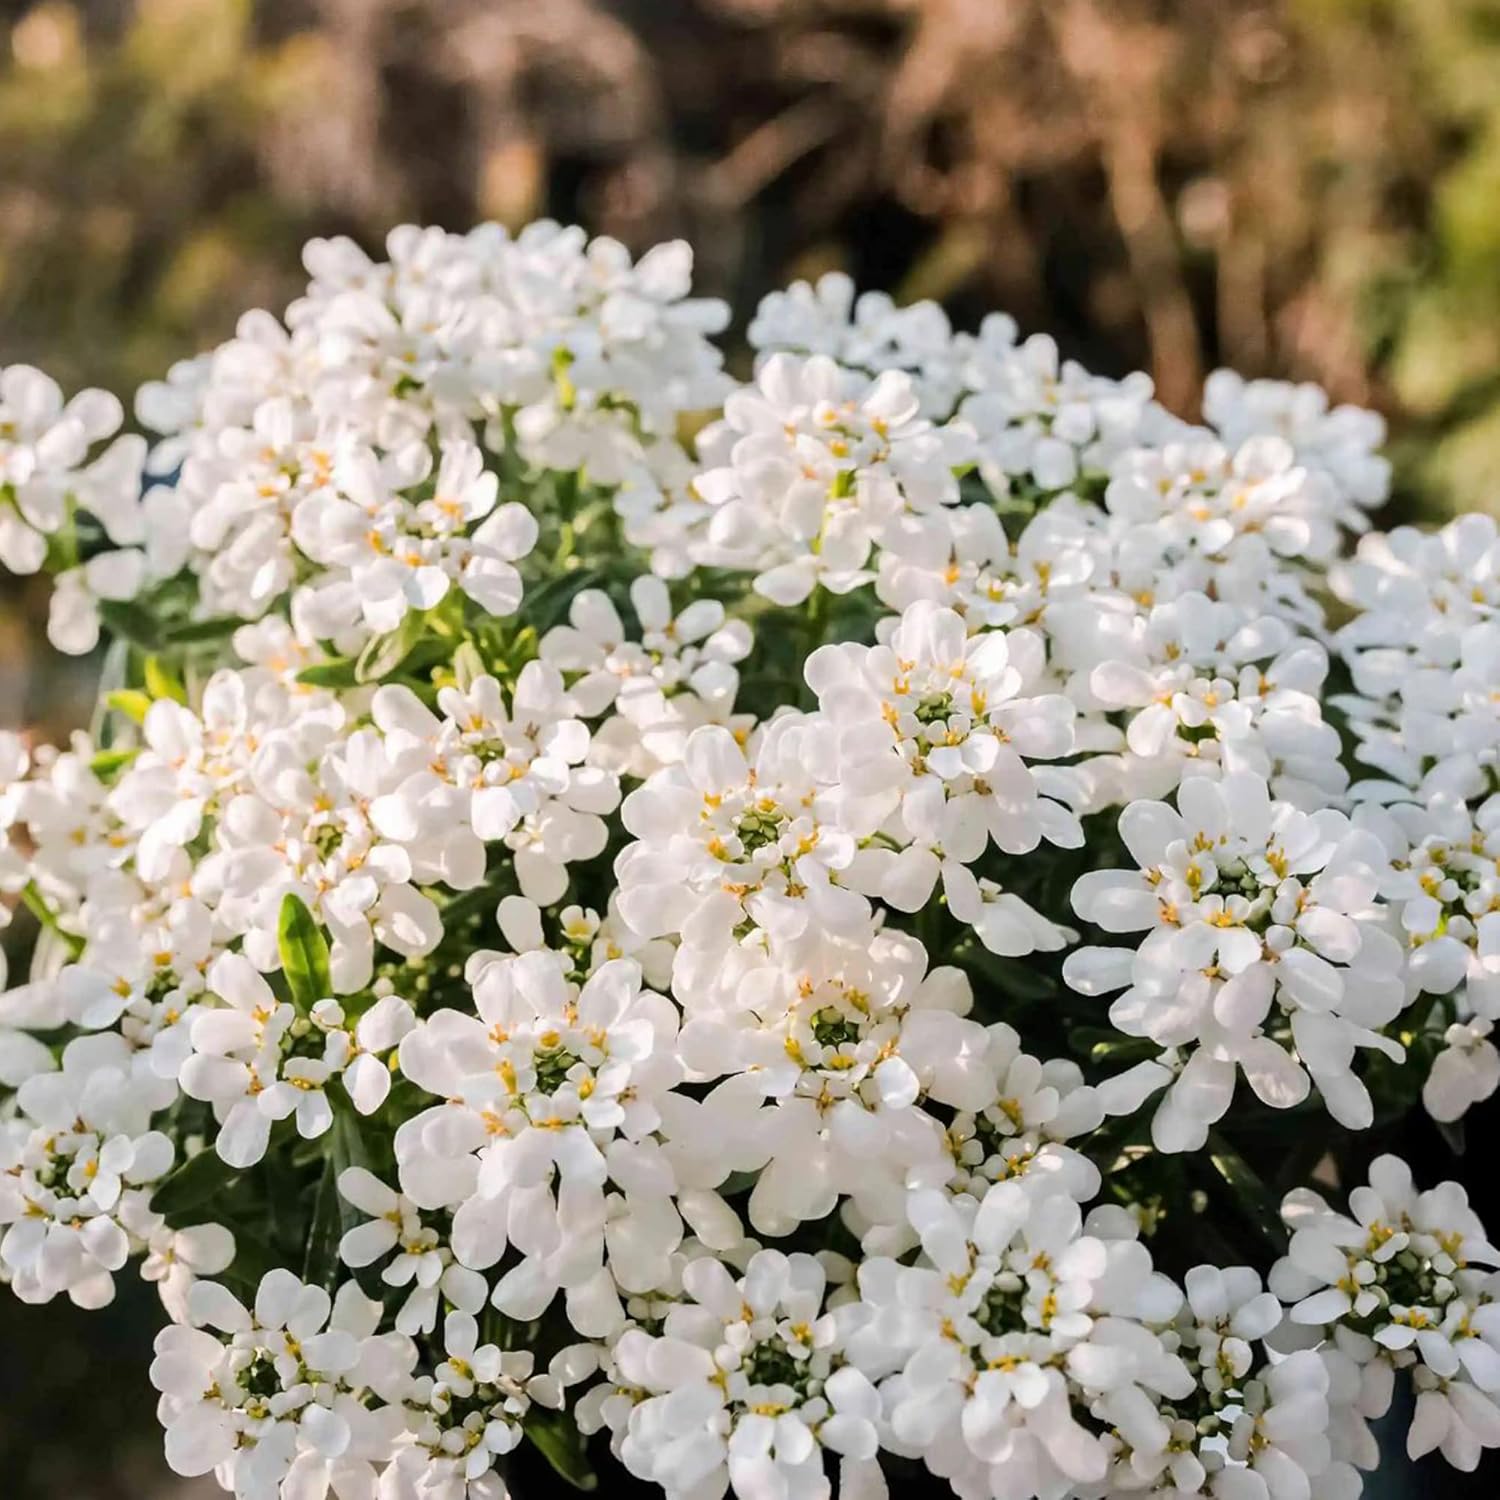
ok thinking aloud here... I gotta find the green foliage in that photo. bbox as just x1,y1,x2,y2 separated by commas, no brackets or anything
277,893,331,1011
104,688,152,724
525,1408,599,1492
355,613,426,685
302,1112,372,1291
151,1146,239,1224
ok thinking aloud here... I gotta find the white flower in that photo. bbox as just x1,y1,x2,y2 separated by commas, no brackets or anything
150,1270,412,1496
806,598,1081,926
372,666,618,907
181,955,412,1165
48,549,148,655
1066,772,1406,1148
959,327,1163,499
1102,434,1348,630
617,717,867,993
1361,796,1500,1014
541,576,750,717
0,1032,174,1307
1180,1265,1283,1393
677,923,989,1236
108,666,318,883
1270,1155,1500,1471
1081,591,1346,810
1408,1363,1500,1471
0,363,144,573
749,271,968,416
123,1205,236,1325
1352,797,1500,1122
7,220,1500,1500
397,952,682,1337
1203,368,1390,514
1218,1349,1335,1500
688,353,971,603
381,1310,570,1500
846,1182,1191,1499
336,1167,487,1337
1333,516,1500,801
540,576,752,777
944,1025,1104,1212
1424,1019,1500,1124
615,1248,883,1500
294,438,538,637
877,501,1103,637
205,720,444,992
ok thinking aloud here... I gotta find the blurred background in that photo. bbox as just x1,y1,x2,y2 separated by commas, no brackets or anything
0,0,1497,1494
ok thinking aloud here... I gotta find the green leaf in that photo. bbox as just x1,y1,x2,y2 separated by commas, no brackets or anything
151,1147,238,1222
97,598,165,652
525,1408,598,1491
89,746,140,781
278,893,331,1010
144,655,188,705
520,568,602,634
163,615,241,646
106,689,153,725
303,1111,374,1290
1204,1134,1289,1255
355,613,423,684
302,1158,344,1291
296,658,359,689
437,875,513,931
20,879,84,958
1067,1028,1159,1063
961,949,1060,1006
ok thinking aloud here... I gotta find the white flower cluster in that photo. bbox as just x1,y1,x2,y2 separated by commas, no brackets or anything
95,223,729,652
0,224,1496,1500
0,363,147,653
1272,1155,1500,1472
1319,511,1500,1126
1065,772,1405,1151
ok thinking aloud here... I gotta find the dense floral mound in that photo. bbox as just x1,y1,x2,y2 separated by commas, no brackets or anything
1,224,1498,1500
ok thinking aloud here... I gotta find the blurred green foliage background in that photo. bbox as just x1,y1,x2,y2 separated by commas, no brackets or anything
4,0,1500,517
0,0,1497,1495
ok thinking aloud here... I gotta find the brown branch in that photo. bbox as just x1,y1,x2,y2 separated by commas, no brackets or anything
710,95,850,209
1043,0,1203,413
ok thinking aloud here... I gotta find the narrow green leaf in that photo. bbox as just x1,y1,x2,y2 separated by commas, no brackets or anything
296,658,359,688
525,1408,598,1491
144,655,188,705
20,879,84,957
163,615,241,646
151,1148,238,1221
1067,1028,1159,1063
278,893,331,1010
97,598,165,652
355,614,422,684
961,949,1060,1005
304,1111,375,1290
332,1105,374,1177
1204,1133,1289,1254
89,746,140,781
302,1158,344,1291
521,568,602,634
106,689,153,725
